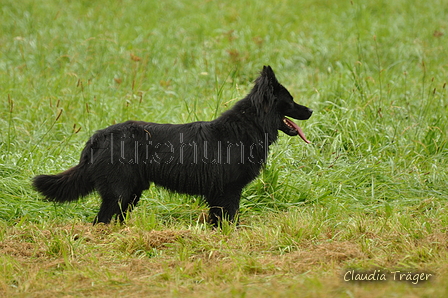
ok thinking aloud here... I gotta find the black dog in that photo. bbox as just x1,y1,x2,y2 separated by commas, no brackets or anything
33,66,312,226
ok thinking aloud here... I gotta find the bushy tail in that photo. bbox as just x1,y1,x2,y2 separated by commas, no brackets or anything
33,164,94,203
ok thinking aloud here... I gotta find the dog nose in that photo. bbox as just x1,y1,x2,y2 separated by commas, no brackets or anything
308,108,313,114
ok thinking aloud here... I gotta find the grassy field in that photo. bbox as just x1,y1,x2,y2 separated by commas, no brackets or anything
1,0,447,296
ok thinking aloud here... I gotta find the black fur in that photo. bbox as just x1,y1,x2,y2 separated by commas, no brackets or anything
33,66,312,226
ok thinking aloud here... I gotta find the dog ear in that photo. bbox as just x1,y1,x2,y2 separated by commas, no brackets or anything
250,66,278,114
262,66,279,88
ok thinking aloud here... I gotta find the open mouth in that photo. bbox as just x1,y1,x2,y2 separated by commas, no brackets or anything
283,117,311,144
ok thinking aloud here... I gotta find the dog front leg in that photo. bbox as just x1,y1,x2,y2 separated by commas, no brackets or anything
207,189,241,228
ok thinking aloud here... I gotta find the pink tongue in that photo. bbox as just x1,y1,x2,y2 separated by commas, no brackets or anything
285,118,311,144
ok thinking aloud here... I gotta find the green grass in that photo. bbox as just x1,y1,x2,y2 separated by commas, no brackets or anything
1,0,447,296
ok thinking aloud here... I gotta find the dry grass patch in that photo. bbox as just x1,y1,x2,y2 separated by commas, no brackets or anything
2,212,448,297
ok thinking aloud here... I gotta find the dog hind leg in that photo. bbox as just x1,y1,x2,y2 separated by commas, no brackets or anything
117,189,143,222
93,194,120,224
93,188,144,224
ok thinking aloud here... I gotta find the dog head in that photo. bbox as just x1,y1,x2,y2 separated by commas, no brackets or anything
253,66,313,143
